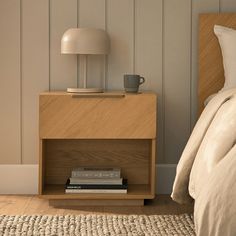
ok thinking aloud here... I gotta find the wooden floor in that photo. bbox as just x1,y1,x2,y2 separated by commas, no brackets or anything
0,195,193,215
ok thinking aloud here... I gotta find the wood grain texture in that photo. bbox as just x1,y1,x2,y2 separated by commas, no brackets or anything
39,92,157,139
21,0,49,164
198,13,236,114
41,184,153,200
107,0,134,89
43,139,150,185
150,139,156,195
78,0,106,89
49,199,144,207
50,0,77,90
39,140,43,194
0,0,21,164
135,0,163,163
39,92,157,204
191,0,219,128
164,0,191,163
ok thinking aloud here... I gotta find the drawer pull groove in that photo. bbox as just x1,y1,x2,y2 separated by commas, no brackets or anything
71,94,125,98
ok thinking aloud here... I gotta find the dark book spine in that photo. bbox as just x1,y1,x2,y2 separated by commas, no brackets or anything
65,179,128,190
66,185,127,189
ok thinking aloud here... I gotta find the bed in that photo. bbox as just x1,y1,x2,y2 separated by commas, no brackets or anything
171,13,236,236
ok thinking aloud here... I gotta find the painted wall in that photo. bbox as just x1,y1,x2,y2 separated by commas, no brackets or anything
0,0,235,165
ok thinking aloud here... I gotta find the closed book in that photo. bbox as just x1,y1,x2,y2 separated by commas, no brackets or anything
65,179,128,190
69,177,123,185
65,189,127,194
71,167,121,179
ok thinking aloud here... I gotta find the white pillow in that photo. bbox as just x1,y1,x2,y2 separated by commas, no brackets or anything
204,93,217,107
214,25,236,91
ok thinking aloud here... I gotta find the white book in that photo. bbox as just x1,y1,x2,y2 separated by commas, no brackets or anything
69,178,123,185
65,189,127,194
71,167,121,179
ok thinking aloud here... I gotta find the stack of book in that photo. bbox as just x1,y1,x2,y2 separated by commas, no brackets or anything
65,167,128,194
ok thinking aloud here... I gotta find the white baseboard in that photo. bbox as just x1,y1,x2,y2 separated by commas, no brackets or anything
0,165,38,194
0,164,176,195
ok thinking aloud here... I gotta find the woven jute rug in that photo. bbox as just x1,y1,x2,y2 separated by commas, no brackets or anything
0,214,195,236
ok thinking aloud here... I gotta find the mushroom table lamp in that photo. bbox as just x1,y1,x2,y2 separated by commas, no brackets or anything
61,28,110,93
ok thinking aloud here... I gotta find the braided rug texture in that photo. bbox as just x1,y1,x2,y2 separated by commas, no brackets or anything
0,214,194,236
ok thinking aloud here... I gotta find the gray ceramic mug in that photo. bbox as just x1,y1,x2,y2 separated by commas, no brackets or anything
124,74,145,93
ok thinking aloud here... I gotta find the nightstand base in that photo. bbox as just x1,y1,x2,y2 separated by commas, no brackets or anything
49,199,144,207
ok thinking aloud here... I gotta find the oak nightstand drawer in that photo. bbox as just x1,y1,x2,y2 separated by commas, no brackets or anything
39,92,157,139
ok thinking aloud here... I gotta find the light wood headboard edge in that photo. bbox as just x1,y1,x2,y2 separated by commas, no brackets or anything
198,13,227,115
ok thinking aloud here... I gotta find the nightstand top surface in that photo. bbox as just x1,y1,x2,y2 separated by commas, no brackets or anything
39,90,157,97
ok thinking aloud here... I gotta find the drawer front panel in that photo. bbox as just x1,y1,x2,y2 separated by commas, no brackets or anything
39,93,156,138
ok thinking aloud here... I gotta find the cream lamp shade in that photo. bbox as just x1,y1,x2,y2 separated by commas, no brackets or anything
61,28,110,93
61,28,109,54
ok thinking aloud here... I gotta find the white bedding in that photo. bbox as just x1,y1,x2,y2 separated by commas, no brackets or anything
171,88,236,236
204,93,217,106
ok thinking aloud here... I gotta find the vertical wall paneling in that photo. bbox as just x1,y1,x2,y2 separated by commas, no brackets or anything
50,0,77,90
135,0,164,162
220,0,236,11
191,0,220,129
21,0,49,164
2,0,236,166
164,0,191,163
107,0,134,89
0,1,21,164
78,0,106,89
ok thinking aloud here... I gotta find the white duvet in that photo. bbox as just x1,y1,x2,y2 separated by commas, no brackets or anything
171,88,236,236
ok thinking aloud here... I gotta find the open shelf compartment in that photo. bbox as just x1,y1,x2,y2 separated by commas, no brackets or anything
39,139,156,201
42,184,153,200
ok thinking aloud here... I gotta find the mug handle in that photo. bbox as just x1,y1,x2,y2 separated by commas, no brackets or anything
139,77,145,85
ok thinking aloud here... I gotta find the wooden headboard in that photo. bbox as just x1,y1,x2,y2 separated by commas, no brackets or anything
198,13,236,114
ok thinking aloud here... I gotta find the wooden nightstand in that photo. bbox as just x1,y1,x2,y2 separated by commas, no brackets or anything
39,91,157,206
